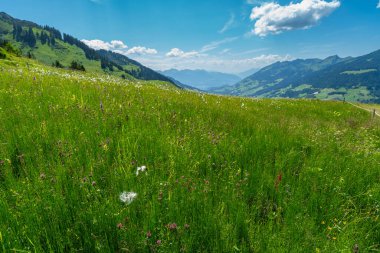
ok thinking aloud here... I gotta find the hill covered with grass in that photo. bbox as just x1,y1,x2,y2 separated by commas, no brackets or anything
0,52,379,252
211,51,380,103
0,12,174,85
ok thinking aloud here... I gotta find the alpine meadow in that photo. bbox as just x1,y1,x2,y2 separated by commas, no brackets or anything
0,0,380,252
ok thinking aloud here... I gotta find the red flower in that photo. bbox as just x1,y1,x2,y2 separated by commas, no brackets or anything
274,172,283,191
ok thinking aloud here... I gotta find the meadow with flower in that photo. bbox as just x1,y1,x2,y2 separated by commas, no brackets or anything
0,55,379,252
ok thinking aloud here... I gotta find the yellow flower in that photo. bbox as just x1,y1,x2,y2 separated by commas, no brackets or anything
321,221,325,225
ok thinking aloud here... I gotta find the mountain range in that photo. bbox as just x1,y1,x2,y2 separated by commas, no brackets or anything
1,12,380,103
0,12,175,85
211,51,380,103
159,69,242,90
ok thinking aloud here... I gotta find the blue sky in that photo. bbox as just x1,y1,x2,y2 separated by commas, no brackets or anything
1,0,380,73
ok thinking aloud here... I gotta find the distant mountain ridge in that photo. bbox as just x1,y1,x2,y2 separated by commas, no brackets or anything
211,51,380,103
159,69,241,90
0,12,175,85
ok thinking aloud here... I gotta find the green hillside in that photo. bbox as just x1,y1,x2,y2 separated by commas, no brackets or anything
212,51,380,103
0,49,379,252
0,12,175,85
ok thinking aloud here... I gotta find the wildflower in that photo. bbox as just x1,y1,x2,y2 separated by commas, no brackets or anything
136,165,147,176
119,191,137,204
146,231,152,238
184,224,190,229
167,223,177,231
156,240,161,245
39,173,46,180
117,223,123,229
158,191,163,201
92,181,96,186
274,172,283,191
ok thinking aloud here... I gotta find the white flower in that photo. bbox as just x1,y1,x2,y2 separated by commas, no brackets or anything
119,191,137,204
136,165,147,176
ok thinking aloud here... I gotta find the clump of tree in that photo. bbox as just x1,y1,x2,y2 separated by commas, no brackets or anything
43,26,62,40
70,61,85,71
0,40,21,56
12,24,36,47
52,60,64,68
0,50,6,59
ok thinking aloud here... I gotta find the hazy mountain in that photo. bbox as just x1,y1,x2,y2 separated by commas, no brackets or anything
211,51,380,103
237,68,259,79
0,12,175,85
159,69,241,90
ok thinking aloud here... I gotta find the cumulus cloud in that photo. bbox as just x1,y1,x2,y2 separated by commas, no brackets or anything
126,46,158,55
250,0,341,36
81,39,159,56
81,39,128,51
166,48,200,58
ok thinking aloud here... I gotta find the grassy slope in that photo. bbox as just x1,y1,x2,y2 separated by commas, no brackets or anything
0,56,379,252
1,26,134,80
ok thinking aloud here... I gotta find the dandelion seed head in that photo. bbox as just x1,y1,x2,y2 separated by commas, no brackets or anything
119,191,137,204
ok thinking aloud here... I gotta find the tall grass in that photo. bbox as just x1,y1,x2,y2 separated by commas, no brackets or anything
0,57,379,252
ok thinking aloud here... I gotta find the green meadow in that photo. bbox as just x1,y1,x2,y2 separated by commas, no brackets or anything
0,54,379,252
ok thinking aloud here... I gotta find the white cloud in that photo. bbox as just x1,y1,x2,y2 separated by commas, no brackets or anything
219,14,236,34
126,46,158,55
377,1,380,8
201,37,239,53
166,48,200,58
134,53,292,73
246,0,265,5
250,0,341,36
81,39,128,51
82,39,158,57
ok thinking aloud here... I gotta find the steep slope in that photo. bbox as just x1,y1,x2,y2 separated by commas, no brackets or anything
159,69,241,90
0,12,174,84
211,51,380,103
